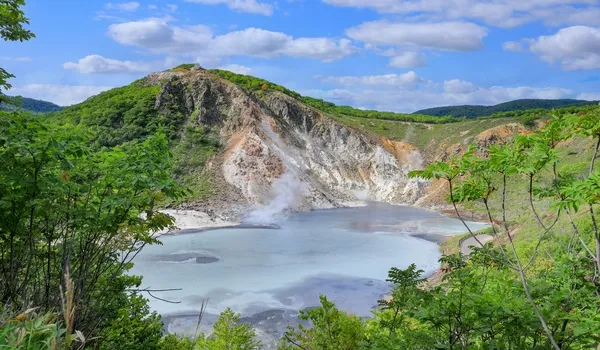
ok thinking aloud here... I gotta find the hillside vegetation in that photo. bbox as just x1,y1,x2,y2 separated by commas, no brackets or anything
209,68,461,124
45,78,221,202
0,96,63,113
414,98,597,118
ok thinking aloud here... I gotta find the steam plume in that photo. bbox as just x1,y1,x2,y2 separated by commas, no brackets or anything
243,170,309,224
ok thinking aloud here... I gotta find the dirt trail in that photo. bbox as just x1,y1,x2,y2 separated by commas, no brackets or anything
460,234,494,255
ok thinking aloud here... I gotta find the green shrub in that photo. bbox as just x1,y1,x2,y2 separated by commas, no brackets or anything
519,114,539,127
196,308,260,350
279,295,365,350
99,294,164,350
0,309,65,350
158,334,195,350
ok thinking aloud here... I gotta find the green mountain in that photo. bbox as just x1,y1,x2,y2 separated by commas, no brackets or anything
0,96,63,113
413,98,597,118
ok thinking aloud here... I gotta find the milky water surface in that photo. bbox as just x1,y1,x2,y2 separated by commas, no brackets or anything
131,203,487,322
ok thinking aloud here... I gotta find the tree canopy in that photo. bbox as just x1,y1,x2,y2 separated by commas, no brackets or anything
0,0,35,97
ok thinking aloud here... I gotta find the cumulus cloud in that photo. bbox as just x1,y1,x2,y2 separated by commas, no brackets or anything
443,79,477,94
531,6,600,27
346,20,487,51
388,52,427,68
106,1,140,11
307,77,574,112
184,0,273,15
166,4,178,12
526,26,600,70
323,0,599,28
217,64,253,75
63,55,158,74
9,84,113,106
108,18,357,61
317,71,425,87
502,41,523,52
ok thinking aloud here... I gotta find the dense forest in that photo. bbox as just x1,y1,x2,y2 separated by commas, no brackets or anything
414,99,598,118
0,96,63,113
3,2,600,350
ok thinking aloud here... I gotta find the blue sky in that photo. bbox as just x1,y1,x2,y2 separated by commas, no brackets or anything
1,0,600,112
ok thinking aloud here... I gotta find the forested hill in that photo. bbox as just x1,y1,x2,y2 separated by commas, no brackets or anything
0,96,63,113
414,98,597,118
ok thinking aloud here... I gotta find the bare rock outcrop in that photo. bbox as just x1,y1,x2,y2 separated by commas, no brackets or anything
144,70,428,218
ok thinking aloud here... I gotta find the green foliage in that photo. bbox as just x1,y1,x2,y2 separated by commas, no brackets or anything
519,113,539,127
171,125,221,202
209,69,460,124
100,293,163,350
415,99,597,118
0,0,35,98
210,69,302,98
407,107,600,349
171,64,198,71
46,81,185,147
158,334,195,350
155,309,260,350
0,111,185,347
280,295,365,350
0,308,65,349
196,308,261,350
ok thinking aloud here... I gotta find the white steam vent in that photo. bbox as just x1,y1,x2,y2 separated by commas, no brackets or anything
243,170,310,224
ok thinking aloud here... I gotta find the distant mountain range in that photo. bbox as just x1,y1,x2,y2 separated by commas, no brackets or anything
0,96,63,113
413,99,598,118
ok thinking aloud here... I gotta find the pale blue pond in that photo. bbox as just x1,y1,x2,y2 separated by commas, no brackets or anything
131,203,487,324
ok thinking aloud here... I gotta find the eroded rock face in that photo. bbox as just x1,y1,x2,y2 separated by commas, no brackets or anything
144,70,428,217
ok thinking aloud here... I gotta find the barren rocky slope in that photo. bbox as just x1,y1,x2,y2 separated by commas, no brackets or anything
145,68,437,220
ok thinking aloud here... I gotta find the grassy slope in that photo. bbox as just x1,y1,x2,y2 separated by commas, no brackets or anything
331,114,519,156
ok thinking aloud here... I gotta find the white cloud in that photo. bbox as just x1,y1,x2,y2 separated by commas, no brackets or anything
531,6,600,27
346,20,487,51
9,84,114,106
148,4,158,10
323,0,599,28
502,41,523,52
166,4,178,12
443,79,477,94
0,56,32,61
388,52,427,68
217,64,253,75
63,55,158,74
108,18,358,61
106,1,140,11
307,77,574,112
95,13,126,22
184,0,274,15
577,92,600,100
318,71,425,88
527,26,600,70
